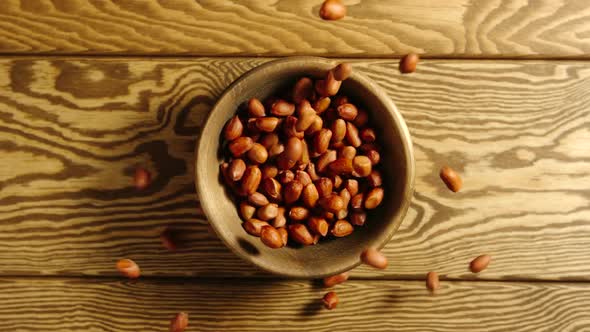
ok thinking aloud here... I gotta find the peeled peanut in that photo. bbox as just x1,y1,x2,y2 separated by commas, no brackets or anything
470,254,491,273
346,122,362,147
339,188,351,207
360,247,388,269
352,156,372,177
277,227,288,245
337,103,358,121
229,137,254,157
320,0,347,21
248,98,266,117
272,207,287,228
260,225,284,249
247,143,268,164
293,77,313,104
333,63,352,81
268,143,285,158
316,150,337,173
284,181,303,204
257,203,279,221
277,153,296,170
224,116,243,141
169,312,189,332
271,99,295,116
243,219,269,236
400,53,419,74
296,100,316,131
332,175,343,190
284,137,303,162
329,158,353,174
324,70,342,96
323,272,349,287
316,178,333,198
313,97,331,114
367,170,382,187
366,149,380,165
302,183,319,208
228,159,246,181
350,212,366,226
289,206,310,221
426,271,440,292
289,223,314,245
260,133,279,150
300,139,311,166
440,166,462,192
331,119,346,143
308,217,329,236
345,179,359,196
314,129,332,154
364,187,383,209
256,117,279,132
239,202,256,221
340,146,356,160
322,291,339,310
331,220,353,237
116,258,140,279
307,163,320,181
248,192,269,207
261,165,278,179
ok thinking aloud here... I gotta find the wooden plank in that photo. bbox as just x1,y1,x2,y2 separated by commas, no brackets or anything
1,277,589,331
1,0,590,58
0,58,589,279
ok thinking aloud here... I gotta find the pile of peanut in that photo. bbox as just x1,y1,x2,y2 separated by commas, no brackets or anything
220,63,385,249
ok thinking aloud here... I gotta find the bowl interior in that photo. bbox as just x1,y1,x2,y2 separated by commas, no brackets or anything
196,57,414,278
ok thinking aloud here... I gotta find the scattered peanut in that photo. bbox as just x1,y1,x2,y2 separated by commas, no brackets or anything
440,166,462,192
400,53,419,74
426,271,440,292
169,312,189,332
134,167,151,190
319,0,346,21
116,259,140,279
470,254,491,273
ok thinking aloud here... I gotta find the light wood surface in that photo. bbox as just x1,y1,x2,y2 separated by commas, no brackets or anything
1,0,590,58
1,277,589,331
1,58,588,279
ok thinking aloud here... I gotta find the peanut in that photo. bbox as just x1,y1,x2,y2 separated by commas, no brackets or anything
352,155,372,177
243,219,269,236
289,206,310,221
333,63,352,81
400,53,419,74
308,216,329,236
350,193,364,211
320,194,345,214
260,133,279,150
367,170,383,187
277,153,296,170
345,179,359,196
360,128,376,143
329,158,353,174
346,122,362,147
256,117,280,132
426,271,440,292
229,136,254,157
295,170,312,186
305,115,323,135
296,100,316,131
364,187,383,209
257,203,279,221
262,177,282,201
332,95,349,107
470,254,491,273
307,163,320,181
284,115,304,139
271,99,295,116
339,146,356,160
323,272,349,287
339,188,351,207
247,143,268,164
277,227,288,245
268,143,285,158
134,167,151,190
360,247,388,269
248,192,269,207
285,136,303,162
116,258,140,279
284,181,303,204
302,183,319,208
261,165,278,179
228,159,246,181
241,166,262,194
316,150,337,173
366,149,381,165
316,177,333,198
332,175,343,189
331,119,346,143
314,128,332,154
353,109,369,127
337,103,358,121
313,97,331,114
324,70,341,96
350,212,366,226
278,170,295,184
224,115,244,141
169,312,189,332
331,220,353,237
288,223,314,245
322,291,339,310
260,225,284,249
273,207,287,228
248,98,265,117
440,166,462,192
239,202,256,221
293,77,313,104
319,0,346,21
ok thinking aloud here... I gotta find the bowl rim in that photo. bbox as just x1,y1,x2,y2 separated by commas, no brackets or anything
196,56,415,277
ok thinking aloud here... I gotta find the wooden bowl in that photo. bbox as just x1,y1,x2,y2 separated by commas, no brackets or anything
196,57,415,278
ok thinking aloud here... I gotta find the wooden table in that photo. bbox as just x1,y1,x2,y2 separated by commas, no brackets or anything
1,1,589,331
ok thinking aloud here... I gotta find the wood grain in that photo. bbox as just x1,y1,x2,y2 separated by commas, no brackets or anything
1,277,589,331
1,0,590,58
1,58,589,279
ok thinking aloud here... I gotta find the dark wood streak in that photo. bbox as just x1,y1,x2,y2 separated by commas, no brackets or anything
0,58,588,280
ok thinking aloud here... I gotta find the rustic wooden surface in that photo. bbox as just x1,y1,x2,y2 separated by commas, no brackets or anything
1,0,590,58
2,1,590,331
1,278,589,332
1,58,589,281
